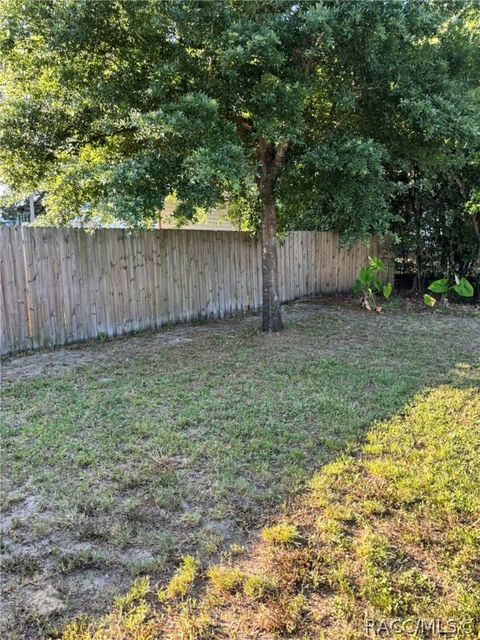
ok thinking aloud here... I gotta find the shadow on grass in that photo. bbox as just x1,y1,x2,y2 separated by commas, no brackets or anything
1,303,479,638
62,372,480,639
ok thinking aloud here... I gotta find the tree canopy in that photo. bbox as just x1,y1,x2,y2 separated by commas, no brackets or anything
1,0,479,327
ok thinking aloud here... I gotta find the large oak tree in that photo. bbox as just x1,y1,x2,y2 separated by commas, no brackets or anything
1,0,478,330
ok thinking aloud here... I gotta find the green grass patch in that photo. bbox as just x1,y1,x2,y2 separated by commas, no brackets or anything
158,555,199,601
60,380,479,639
261,523,299,546
1,303,479,638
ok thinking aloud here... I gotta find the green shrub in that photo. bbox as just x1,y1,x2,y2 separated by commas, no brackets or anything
424,275,474,306
354,257,393,312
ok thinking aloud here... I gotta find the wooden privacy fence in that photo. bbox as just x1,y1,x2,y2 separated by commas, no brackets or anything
0,228,391,355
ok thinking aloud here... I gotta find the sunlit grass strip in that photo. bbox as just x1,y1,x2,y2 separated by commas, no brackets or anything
62,383,480,639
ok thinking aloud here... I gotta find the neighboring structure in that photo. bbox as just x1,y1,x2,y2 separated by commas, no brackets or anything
0,192,45,226
0,189,238,231
159,201,237,231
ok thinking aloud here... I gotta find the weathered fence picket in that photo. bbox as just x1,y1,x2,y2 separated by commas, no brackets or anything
0,228,391,355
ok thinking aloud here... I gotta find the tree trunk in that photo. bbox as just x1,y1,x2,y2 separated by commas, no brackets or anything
257,140,287,332
471,211,480,274
260,191,283,332
471,212,480,304
411,189,424,294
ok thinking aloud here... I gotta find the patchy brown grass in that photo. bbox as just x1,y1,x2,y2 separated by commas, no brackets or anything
61,381,480,640
2,300,479,639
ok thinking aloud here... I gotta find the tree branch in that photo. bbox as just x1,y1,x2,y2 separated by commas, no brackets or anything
273,140,289,176
233,116,254,135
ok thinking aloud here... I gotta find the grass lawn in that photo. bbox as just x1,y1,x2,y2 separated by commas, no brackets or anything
1,300,479,639
64,381,480,640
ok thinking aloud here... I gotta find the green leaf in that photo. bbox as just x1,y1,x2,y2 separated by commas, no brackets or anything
428,279,449,294
383,282,393,299
368,257,385,272
453,277,474,298
353,278,362,295
423,294,437,307
358,266,371,287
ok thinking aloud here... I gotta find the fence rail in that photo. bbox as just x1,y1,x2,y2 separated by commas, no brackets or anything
0,228,391,355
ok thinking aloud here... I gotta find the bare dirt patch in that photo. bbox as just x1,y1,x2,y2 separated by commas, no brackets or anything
1,316,257,384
